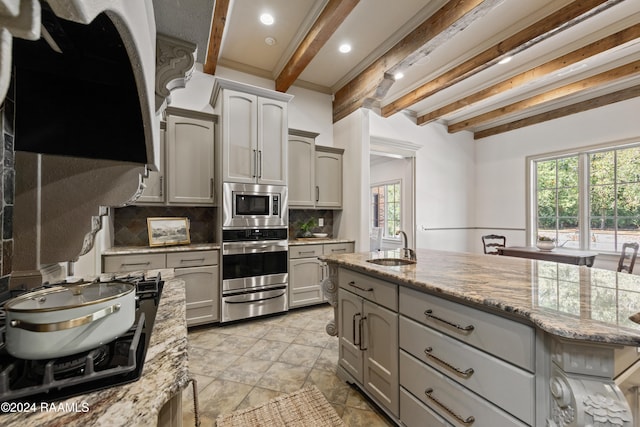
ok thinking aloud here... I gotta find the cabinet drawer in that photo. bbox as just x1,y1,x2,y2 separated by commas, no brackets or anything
166,250,218,268
400,387,451,427
103,253,166,273
323,242,354,255
339,268,397,311
400,287,534,371
400,351,528,427
400,316,534,425
289,244,323,259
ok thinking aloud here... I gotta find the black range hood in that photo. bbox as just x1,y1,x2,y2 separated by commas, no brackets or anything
12,4,147,164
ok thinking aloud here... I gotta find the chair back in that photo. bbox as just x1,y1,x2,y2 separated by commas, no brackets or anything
617,242,639,274
370,227,382,251
482,234,506,255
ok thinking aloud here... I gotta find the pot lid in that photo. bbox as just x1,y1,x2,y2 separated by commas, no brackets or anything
4,282,135,313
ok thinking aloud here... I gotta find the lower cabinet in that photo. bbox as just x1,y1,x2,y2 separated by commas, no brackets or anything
103,249,219,327
338,271,398,417
289,242,353,308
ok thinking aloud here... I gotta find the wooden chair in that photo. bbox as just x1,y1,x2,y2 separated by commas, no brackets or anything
482,234,506,255
617,242,639,274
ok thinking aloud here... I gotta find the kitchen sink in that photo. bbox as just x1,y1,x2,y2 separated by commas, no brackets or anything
366,258,416,266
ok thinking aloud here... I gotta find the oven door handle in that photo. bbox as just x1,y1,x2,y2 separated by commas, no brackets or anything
224,290,287,304
223,242,288,254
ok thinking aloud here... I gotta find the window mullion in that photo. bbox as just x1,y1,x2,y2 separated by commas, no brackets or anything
579,153,589,250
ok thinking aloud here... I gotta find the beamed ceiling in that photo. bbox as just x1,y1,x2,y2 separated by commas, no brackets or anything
152,0,640,139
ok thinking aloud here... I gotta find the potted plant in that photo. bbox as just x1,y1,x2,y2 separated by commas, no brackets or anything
537,235,556,251
299,218,316,238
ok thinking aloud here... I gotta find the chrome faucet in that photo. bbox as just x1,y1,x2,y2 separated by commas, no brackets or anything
396,230,416,261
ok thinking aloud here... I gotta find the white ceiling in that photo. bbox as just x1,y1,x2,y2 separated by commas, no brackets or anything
152,0,640,133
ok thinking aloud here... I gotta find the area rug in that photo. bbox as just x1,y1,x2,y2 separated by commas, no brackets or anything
216,385,345,427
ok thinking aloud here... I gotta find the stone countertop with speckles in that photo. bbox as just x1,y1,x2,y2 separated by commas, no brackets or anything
321,249,640,347
2,270,190,426
289,238,355,246
103,243,220,255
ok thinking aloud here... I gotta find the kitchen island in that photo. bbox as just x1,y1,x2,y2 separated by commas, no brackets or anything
1,270,190,427
321,249,640,427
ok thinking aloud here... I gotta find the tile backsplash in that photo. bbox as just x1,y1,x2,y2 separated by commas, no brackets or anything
113,206,215,246
1,93,15,294
289,209,334,238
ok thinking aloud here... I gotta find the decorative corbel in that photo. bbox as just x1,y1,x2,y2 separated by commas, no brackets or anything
155,33,196,113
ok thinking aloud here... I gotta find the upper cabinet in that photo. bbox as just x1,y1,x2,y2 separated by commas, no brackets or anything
288,130,318,207
211,78,293,186
288,130,343,210
315,146,343,209
136,107,216,206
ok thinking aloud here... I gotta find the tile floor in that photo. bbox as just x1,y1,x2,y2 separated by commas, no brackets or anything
181,304,394,426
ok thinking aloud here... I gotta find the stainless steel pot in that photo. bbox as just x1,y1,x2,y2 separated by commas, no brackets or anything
4,281,136,359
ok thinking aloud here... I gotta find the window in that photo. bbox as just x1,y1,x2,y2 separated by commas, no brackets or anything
371,181,401,238
532,143,640,252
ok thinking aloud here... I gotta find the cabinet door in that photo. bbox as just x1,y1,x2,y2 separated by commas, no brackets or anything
288,136,315,207
289,257,323,308
257,97,287,186
136,124,165,203
315,151,342,208
363,300,399,417
222,89,258,184
174,265,219,326
167,115,215,204
338,289,364,383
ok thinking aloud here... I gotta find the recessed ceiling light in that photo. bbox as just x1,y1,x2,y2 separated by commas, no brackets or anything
498,56,513,65
260,13,274,25
339,43,351,53
394,72,404,80
264,36,277,46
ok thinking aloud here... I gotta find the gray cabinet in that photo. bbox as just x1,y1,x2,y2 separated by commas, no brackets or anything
338,268,398,417
102,249,220,326
212,78,292,186
289,242,354,308
288,130,317,207
136,108,216,206
288,130,343,209
315,146,343,209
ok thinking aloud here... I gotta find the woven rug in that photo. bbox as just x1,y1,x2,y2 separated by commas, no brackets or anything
216,385,345,427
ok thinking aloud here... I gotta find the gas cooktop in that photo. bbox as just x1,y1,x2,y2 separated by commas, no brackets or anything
0,273,163,403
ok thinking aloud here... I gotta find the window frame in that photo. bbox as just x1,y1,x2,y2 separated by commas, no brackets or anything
370,180,402,240
527,138,640,253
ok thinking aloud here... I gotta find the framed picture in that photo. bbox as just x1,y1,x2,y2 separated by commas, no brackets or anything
147,217,191,247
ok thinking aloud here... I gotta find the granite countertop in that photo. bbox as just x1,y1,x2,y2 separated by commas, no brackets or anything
2,269,190,426
103,242,220,255
289,238,355,246
321,249,640,347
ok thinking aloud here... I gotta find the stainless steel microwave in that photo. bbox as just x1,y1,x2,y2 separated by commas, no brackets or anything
223,182,288,228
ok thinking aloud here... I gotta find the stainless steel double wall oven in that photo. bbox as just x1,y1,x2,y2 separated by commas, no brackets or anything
221,183,288,323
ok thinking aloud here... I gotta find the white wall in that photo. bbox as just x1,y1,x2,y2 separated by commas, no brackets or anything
475,97,640,259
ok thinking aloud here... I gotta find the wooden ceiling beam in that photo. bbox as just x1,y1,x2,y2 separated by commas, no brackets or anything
447,59,640,133
332,0,502,123
382,0,623,118
474,84,640,139
203,0,231,75
275,0,360,93
417,23,640,126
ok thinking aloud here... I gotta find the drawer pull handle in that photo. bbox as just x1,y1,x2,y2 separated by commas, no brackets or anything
331,248,346,252
180,258,206,263
424,309,475,332
424,347,474,378
348,281,373,292
299,251,316,255
424,388,475,425
121,262,151,267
